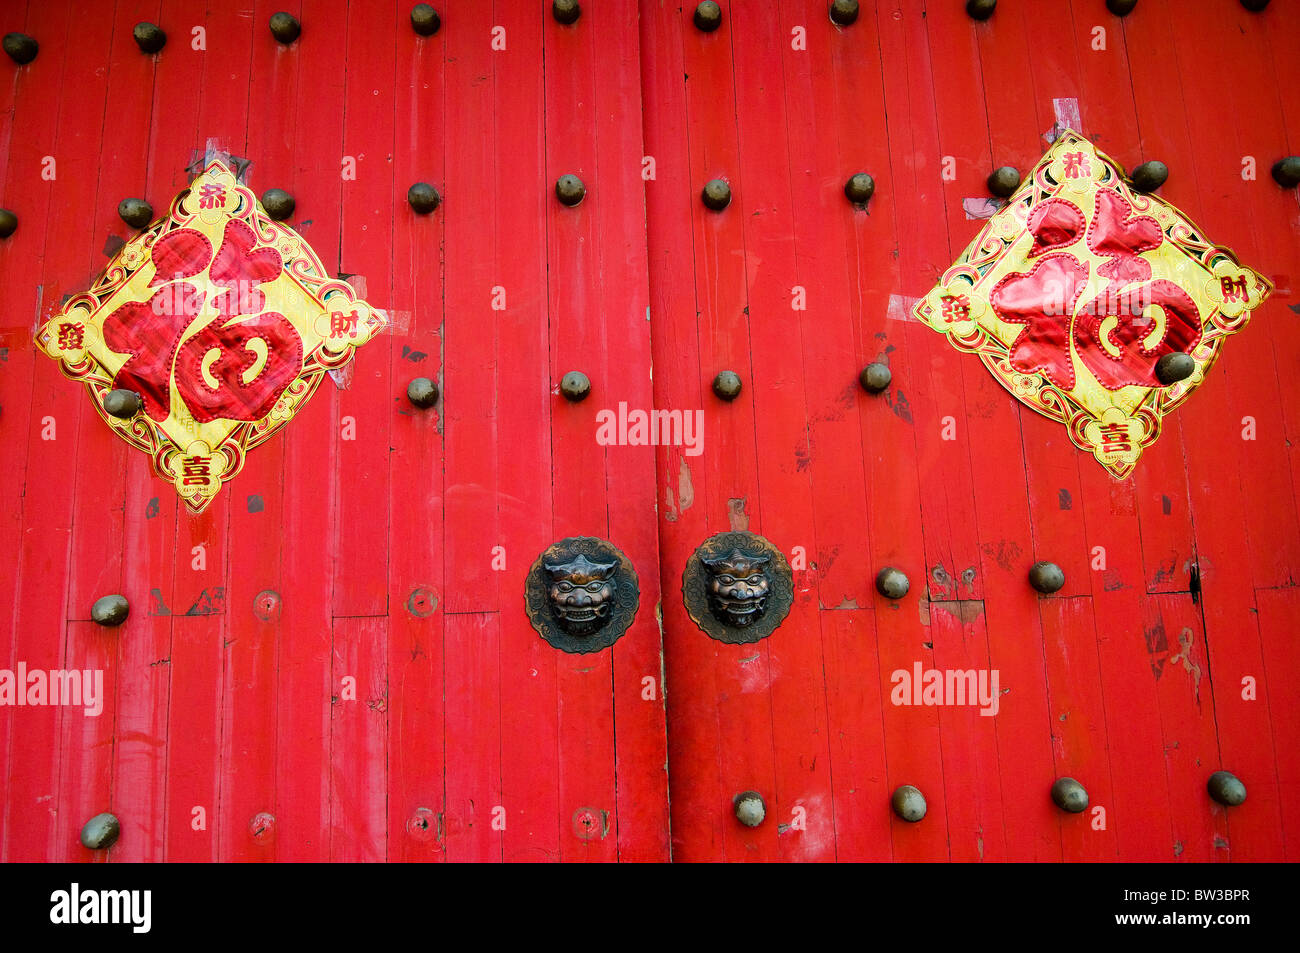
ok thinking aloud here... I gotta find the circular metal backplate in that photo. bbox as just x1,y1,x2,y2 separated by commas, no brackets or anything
682,530,793,645
524,536,639,654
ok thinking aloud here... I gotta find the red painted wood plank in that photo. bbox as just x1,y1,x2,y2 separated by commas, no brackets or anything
677,0,778,864
868,0,954,862
386,0,448,864
1254,586,1300,861
640,0,727,862
334,0,393,620
442,611,502,862
729,0,833,862
328,614,387,861
1077,465,1176,861
1040,595,1118,861
1142,592,1226,862
581,0,668,862
55,624,117,863
143,0,225,866
1,0,89,862
271,0,346,863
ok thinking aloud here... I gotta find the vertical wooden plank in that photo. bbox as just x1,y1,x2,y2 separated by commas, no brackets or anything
1,0,85,862
387,0,448,864
158,0,250,863
728,0,833,862
1041,596,1117,860
55,624,118,863
586,0,670,862
438,0,502,863
328,614,387,861
272,0,346,863
1143,592,1227,862
1254,586,1300,860
334,0,393,620
641,0,727,862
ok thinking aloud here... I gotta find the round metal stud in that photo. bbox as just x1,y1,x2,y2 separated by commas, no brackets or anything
117,198,153,230
1155,352,1195,386
733,791,765,827
844,172,875,204
829,0,860,26
0,209,16,239
891,785,927,822
1129,160,1168,193
80,812,121,850
133,22,166,54
1028,561,1065,594
701,178,731,211
269,12,301,44
1271,156,1300,189
3,32,38,65
104,389,144,419
1106,0,1138,15
91,594,130,627
694,1,723,32
555,174,586,207
966,0,997,21
560,371,591,402
987,166,1020,198
712,370,742,401
411,4,441,35
1051,777,1089,813
859,362,891,394
875,566,909,600
1240,0,1269,10
261,188,295,221
407,182,441,214
407,377,439,408
1207,770,1247,806
552,0,581,25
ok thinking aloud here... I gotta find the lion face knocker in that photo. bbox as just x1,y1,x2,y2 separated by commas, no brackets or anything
545,553,618,636
701,549,770,628
684,531,793,645
525,537,639,654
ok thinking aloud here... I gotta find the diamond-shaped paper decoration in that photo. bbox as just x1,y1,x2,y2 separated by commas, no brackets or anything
37,159,386,512
912,131,1271,477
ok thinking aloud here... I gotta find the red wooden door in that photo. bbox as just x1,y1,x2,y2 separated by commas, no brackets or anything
0,0,667,862
2,0,1299,866
642,0,1300,861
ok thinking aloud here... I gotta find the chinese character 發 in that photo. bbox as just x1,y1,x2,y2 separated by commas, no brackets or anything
56,321,85,350
940,294,969,323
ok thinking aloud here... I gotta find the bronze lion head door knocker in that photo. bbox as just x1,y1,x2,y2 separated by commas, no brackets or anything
525,537,639,654
683,531,793,644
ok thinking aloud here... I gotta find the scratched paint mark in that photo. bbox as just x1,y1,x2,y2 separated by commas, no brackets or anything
1161,494,1172,515
1058,488,1072,510
885,388,913,423
794,433,812,471
1167,627,1203,699
727,497,749,531
247,494,264,514
677,457,694,512
1144,622,1170,679
145,496,159,519
962,196,1004,220
102,234,126,257
1043,97,1082,143
400,344,428,362
918,599,985,626
981,539,1023,572
149,588,172,616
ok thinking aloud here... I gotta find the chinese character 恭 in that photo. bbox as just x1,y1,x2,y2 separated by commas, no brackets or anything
198,183,227,210
1061,152,1091,179
56,321,85,350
